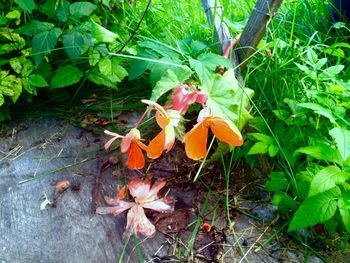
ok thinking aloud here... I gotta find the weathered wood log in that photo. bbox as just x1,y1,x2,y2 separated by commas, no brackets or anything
237,0,284,69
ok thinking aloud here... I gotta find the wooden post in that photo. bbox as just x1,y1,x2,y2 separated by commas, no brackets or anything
237,0,284,70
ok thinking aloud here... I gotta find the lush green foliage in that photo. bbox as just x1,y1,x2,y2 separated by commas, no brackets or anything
0,0,129,120
244,1,350,238
2,0,350,251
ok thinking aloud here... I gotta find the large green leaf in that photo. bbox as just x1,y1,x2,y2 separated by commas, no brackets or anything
297,102,336,123
69,2,97,18
199,69,254,130
309,166,350,197
150,67,192,102
16,20,54,36
329,127,350,161
288,187,340,232
338,192,350,233
296,143,342,164
63,30,89,58
98,57,128,83
0,71,22,105
272,193,297,213
32,28,62,64
56,0,70,22
265,172,288,192
51,65,83,89
14,0,35,13
91,21,118,43
189,53,232,84
28,74,48,87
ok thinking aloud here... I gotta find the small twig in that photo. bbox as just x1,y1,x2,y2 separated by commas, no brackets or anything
117,0,152,53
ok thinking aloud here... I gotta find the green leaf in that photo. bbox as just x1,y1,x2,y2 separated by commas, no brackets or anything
248,142,268,155
288,188,340,232
0,94,4,106
306,48,318,64
199,69,254,130
297,102,336,123
315,58,327,70
69,2,97,18
150,67,192,102
32,28,62,64
14,0,35,13
189,57,211,84
249,133,274,144
266,172,288,192
309,166,350,197
51,65,83,89
91,21,118,43
38,0,56,18
138,41,180,60
56,0,70,22
88,49,100,66
98,57,128,83
296,143,342,164
189,53,232,84
0,71,22,103
16,20,54,36
63,30,89,58
319,65,344,79
268,144,279,157
295,63,315,78
329,127,350,161
0,17,8,26
28,74,48,87
272,193,297,213
6,10,21,25
338,192,350,232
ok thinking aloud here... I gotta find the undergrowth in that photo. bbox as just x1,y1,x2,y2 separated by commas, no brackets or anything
1,0,350,261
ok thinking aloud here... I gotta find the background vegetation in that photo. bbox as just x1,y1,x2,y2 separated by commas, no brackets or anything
1,0,350,258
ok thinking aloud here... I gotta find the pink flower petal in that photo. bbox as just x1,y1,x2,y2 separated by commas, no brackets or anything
142,197,174,212
142,179,167,203
96,201,135,216
128,178,151,202
120,133,132,153
104,130,124,150
125,205,156,237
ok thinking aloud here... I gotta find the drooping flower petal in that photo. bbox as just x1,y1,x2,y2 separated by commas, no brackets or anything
142,197,174,212
184,109,243,160
96,200,135,216
172,86,208,114
184,121,209,160
125,205,156,237
142,179,167,203
128,178,151,202
104,130,124,150
147,129,166,159
164,124,176,151
208,117,243,146
126,141,146,170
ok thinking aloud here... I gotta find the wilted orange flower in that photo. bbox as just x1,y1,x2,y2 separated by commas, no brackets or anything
184,108,243,160
96,177,174,237
104,128,148,170
142,100,182,159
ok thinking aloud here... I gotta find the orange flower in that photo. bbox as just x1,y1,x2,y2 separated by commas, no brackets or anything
184,108,243,160
142,100,182,159
104,128,148,170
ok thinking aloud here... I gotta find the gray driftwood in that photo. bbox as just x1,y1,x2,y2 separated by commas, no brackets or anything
237,0,284,69
0,118,167,263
